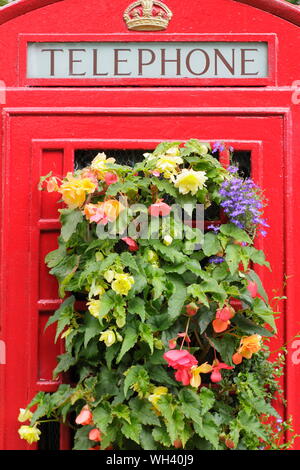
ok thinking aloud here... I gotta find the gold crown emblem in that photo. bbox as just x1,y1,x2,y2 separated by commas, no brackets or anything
124,0,172,31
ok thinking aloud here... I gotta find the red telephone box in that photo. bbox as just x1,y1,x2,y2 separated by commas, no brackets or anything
1,0,300,450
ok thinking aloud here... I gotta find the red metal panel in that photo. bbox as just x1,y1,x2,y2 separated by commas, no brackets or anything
0,109,287,448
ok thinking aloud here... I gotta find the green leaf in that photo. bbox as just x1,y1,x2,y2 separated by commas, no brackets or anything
153,141,181,156
129,398,160,426
124,365,149,397
112,404,131,423
45,243,66,268
98,291,116,320
232,314,273,337
73,426,93,450
193,414,219,449
238,410,267,440
246,247,271,269
156,395,185,444
96,367,119,396
225,244,240,275
45,296,75,341
121,415,141,444
198,307,215,333
60,209,83,242
208,334,237,365
53,352,76,378
120,251,139,272
199,387,215,415
152,424,172,448
139,323,154,353
252,297,277,332
140,428,158,450
179,388,203,425
84,314,102,347
93,402,113,434
203,232,222,257
116,326,139,363
187,284,209,307
128,297,146,322
220,224,252,243
167,274,187,320
153,178,178,198
147,365,177,387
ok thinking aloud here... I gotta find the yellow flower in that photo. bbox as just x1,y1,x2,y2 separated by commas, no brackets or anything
148,386,168,408
60,177,96,208
18,425,41,444
190,362,213,388
18,408,33,423
91,152,116,179
99,330,116,347
111,273,134,296
87,299,101,319
174,169,208,195
155,155,184,178
165,146,181,157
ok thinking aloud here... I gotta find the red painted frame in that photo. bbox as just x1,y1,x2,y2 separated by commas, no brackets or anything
19,33,277,87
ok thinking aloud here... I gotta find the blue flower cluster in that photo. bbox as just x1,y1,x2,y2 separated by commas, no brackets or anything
219,166,268,236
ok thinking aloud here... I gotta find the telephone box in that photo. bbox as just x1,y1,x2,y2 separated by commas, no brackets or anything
1,0,300,450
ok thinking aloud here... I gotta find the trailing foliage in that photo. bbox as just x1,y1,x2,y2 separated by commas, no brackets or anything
17,140,296,450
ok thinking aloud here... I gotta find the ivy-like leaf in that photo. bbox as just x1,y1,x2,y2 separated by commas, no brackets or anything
60,209,83,242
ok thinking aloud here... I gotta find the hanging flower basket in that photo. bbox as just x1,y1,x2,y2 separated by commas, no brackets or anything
18,140,296,450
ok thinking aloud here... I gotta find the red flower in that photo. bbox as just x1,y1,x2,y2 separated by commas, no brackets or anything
229,297,243,312
168,338,177,349
121,237,139,252
148,200,171,217
247,281,258,298
174,368,192,386
75,405,93,425
89,428,102,442
210,360,234,383
104,172,118,186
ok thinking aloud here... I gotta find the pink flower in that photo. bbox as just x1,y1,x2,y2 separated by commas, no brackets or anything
151,170,161,177
148,200,171,217
104,172,118,186
210,360,234,383
89,428,102,442
177,332,191,343
164,349,197,370
121,237,139,252
75,405,93,425
247,281,258,298
175,368,192,386
168,338,177,349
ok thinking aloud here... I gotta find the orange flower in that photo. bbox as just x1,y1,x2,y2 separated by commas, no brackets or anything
232,334,262,364
212,306,235,333
84,200,124,225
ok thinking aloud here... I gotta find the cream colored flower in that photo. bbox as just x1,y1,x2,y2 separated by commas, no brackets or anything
163,235,173,246
91,153,116,179
155,155,184,179
104,270,115,283
18,408,33,423
174,169,208,195
87,299,101,319
18,425,41,444
99,330,116,347
111,273,134,296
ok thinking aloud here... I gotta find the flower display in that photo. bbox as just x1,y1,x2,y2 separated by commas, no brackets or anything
22,140,294,451
174,169,208,195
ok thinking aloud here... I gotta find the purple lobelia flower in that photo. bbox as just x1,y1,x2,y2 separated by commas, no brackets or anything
208,256,224,264
212,142,225,154
219,167,268,236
